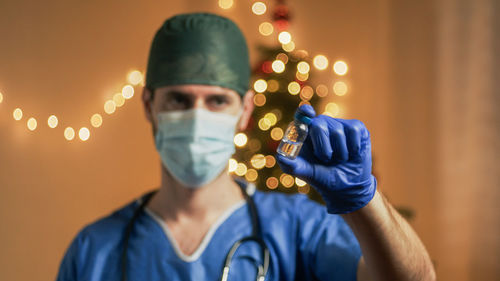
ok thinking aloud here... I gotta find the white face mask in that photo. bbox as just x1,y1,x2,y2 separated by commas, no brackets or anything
154,108,242,188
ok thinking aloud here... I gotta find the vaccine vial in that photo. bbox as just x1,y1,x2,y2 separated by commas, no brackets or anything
277,110,312,159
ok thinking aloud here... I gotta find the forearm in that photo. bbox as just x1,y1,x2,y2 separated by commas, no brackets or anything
341,190,436,281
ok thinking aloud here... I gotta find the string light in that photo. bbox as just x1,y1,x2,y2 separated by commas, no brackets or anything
253,93,266,106
298,185,310,194
122,85,134,99
245,168,258,181
64,127,75,141
235,163,248,176
333,60,348,75
282,41,295,52
296,71,309,82
104,100,116,115
316,84,329,97
13,108,23,121
47,115,58,128
0,92,3,103
252,2,267,15
287,81,300,95
265,155,276,168
113,93,125,107
264,112,277,125
233,132,248,147
297,61,310,74
27,117,37,131
79,127,90,141
259,22,274,36
258,117,272,131
324,102,340,117
228,158,237,172
295,177,307,187
270,127,284,141
266,177,279,189
218,0,234,9
333,81,348,96
250,154,266,169
276,53,289,64
300,86,314,100
280,173,295,188
127,70,143,86
267,79,279,92
248,139,262,151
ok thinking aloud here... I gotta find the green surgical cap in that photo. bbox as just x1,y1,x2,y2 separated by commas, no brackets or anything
145,12,250,96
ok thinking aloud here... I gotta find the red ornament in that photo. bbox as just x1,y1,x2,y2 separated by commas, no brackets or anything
261,61,273,74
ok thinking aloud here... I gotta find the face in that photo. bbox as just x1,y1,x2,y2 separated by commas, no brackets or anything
142,84,255,135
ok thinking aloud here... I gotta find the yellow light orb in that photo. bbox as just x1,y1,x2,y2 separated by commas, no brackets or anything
295,177,307,187
276,53,289,64
252,2,267,15
324,102,340,117
333,81,348,96
13,108,23,120
127,70,143,86
258,117,272,131
264,112,277,125
280,174,295,188
316,84,329,97
278,31,292,44
91,113,103,128
113,93,125,107
250,154,266,169
253,79,268,93
270,127,284,141
313,55,329,70
253,93,266,106
64,127,75,141
0,92,3,103
298,185,310,194
296,71,309,82
267,79,279,92
234,132,248,147
259,22,273,36
271,60,285,73
27,117,37,131
266,177,279,189
245,169,258,182
265,155,276,168
282,41,295,52
235,163,248,176
47,115,58,128
104,100,116,115
297,61,310,74
218,0,233,9
228,158,237,172
300,86,314,101
79,127,90,141
122,85,134,99
333,60,348,75
288,81,301,95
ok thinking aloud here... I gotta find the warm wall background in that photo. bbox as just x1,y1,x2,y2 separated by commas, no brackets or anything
0,0,498,280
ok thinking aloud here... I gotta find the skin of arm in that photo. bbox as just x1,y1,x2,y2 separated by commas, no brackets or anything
342,190,436,281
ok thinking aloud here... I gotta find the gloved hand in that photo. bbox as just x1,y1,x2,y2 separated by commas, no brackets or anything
276,104,377,214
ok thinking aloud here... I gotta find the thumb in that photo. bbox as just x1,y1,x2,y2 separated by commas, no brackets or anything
276,154,314,180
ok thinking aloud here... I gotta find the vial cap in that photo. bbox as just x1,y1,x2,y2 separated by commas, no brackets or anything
294,111,312,125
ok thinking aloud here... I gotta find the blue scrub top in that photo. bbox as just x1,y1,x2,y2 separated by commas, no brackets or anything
56,185,362,281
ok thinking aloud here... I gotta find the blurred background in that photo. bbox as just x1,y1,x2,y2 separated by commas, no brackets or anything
0,0,498,280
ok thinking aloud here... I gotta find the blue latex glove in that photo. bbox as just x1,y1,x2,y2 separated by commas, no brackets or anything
276,105,377,214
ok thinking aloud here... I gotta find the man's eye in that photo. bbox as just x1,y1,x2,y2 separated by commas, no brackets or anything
209,96,228,106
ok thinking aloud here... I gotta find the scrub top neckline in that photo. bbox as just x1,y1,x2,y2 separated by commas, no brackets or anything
143,199,247,263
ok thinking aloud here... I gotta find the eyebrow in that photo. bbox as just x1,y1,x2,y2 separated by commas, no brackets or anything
166,90,232,98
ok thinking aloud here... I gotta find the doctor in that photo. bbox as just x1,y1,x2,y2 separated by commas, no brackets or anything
56,12,435,281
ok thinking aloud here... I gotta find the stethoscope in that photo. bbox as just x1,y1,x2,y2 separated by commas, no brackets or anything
120,181,270,281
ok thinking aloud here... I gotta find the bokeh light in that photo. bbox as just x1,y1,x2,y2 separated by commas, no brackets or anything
113,93,125,107
47,115,58,128
272,60,285,73
27,117,37,131
313,55,329,70
122,85,134,99
267,80,279,92
245,169,258,182
258,117,272,131
265,155,276,168
316,84,329,97
64,127,75,141
250,154,266,169
234,133,248,147
253,93,266,106
104,100,116,114
79,127,90,141
276,53,289,64
324,102,340,117
280,173,295,188
295,177,307,187
218,0,233,9
253,79,268,93
0,92,3,103
248,139,262,151
13,108,22,120
235,163,248,176
300,86,314,100
264,112,277,125
297,61,310,74
333,81,348,96
333,60,348,75
266,177,279,189
252,2,266,15
282,41,295,52
270,127,284,141
259,22,274,36
288,81,301,95
228,158,237,172
91,113,103,128
127,70,143,86
298,185,310,194
296,71,309,82
278,31,292,44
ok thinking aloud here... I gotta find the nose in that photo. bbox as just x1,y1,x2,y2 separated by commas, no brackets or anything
192,96,207,110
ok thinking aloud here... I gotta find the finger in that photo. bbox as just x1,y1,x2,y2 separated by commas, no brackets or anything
275,153,314,180
320,115,349,162
309,117,334,162
335,119,364,161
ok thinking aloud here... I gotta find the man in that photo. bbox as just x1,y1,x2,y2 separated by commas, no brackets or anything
56,12,435,281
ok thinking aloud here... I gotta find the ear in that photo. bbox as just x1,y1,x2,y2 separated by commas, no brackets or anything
237,89,255,131
142,87,154,124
